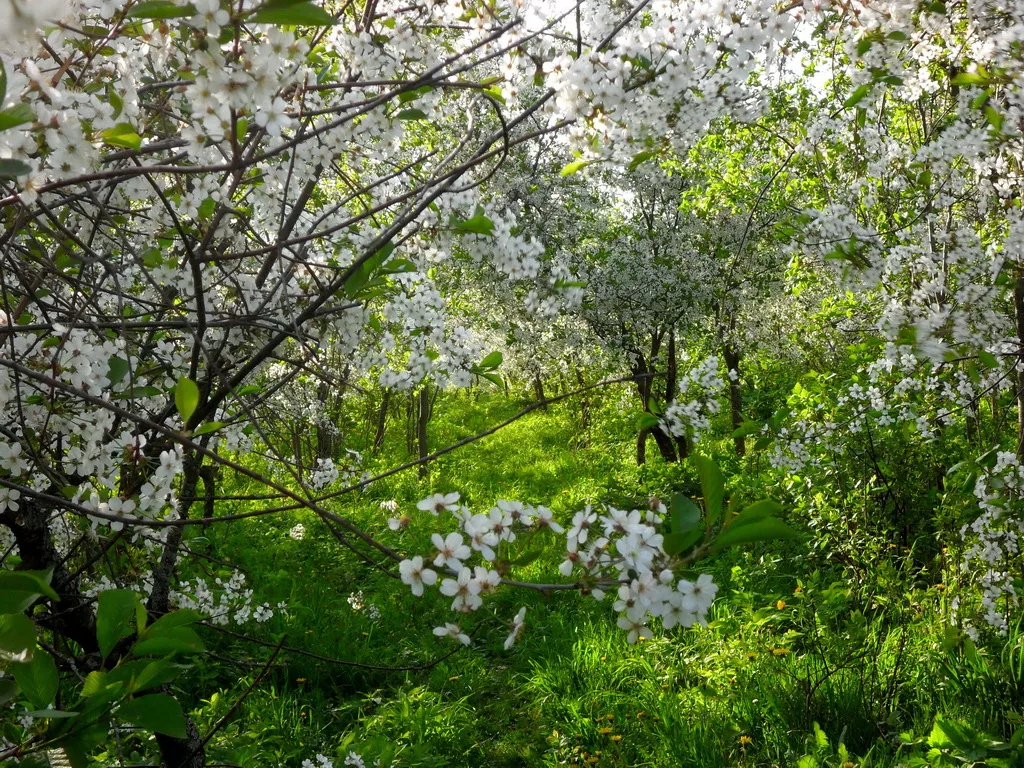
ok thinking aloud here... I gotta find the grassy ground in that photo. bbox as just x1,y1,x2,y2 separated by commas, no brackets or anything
180,390,1024,768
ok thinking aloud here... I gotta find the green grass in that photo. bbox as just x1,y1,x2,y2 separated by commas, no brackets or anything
179,391,1024,768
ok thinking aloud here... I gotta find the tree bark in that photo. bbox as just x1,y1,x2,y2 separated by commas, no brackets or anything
372,390,390,452
533,373,547,410
724,342,745,456
417,384,430,478
1015,273,1024,458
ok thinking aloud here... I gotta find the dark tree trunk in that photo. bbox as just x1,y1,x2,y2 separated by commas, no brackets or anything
650,425,679,462
724,342,745,456
534,373,547,410
1016,273,1024,458
3,501,206,768
155,715,206,768
315,380,334,459
417,384,430,478
3,503,99,655
575,368,590,433
372,390,390,452
631,341,678,464
406,392,415,455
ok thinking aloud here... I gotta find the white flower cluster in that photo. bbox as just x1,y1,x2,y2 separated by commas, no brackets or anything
302,752,371,768
661,356,726,444
958,452,1024,636
347,589,381,621
399,494,717,646
172,572,283,626
309,459,340,491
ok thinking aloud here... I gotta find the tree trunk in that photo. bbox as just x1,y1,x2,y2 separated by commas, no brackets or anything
575,368,590,433
650,425,679,462
417,384,430,478
372,390,390,452
148,454,202,617
534,373,547,410
724,343,745,456
1015,273,1024,458
406,392,415,455
631,348,678,464
316,380,334,459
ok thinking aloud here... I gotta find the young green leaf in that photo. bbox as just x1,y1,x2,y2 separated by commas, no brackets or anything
670,494,701,533
0,613,36,659
97,589,143,660
128,1,198,18
478,351,503,370
250,1,336,25
0,158,31,179
711,516,800,552
0,104,35,132
663,528,702,556
691,456,724,527
117,694,187,738
12,649,59,708
174,376,200,423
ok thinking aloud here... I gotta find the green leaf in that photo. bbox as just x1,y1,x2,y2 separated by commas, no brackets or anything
637,412,661,431
711,516,801,552
344,242,395,298
398,85,434,103
105,658,181,694
396,108,428,120
192,421,226,436
978,350,999,368
0,613,36,660
24,708,78,718
478,351,503,370
844,83,872,108
128,1,198,18
951,71,989,87
560,159,593,177
0,104,35,132
12,649,58,708
0,158,31,179
0,678,19,706
450,213,495,236
117,694,187,738
856,37,873,55
0,570,58,614
141,608,203,636
731,420,761,438
96,589,143,660
691,456,724,528
250,1,336,25
670,494,701,533
174,376,200,423
107,356,131,386
480,372,503,388
132,626,205,656
130,660,181,693
101,123,142,151
59,723,109,768
628,150,655,171
732,499,783,524
663,528,702,556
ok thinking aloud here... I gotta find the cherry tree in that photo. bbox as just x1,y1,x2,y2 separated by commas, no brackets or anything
0,0,838,765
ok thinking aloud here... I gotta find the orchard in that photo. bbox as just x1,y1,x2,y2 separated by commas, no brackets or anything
1,0,1024,766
